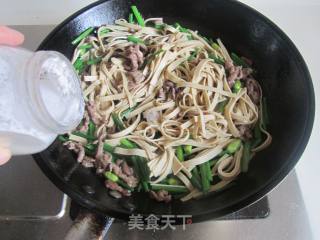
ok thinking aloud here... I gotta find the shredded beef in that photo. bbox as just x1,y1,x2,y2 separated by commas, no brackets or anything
245,78,260,104
238,125,253,140
150,190,172,203
125,45,144,72
105,180,131,197
79,112,90,132
87,101,102,125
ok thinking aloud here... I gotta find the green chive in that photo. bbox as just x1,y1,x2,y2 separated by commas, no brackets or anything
188,49,199,61
73,58,85,73
216,100,228,113
58,135,69,142
87,57,102,65
78,43,92,50
104,171,119,182
154,24,165,30
120,138,137,149
87,121,96,138
72,131,96,141
127,35,144,44
103,143,115,154
142,181,150,192
176,146,184,162
233,80,242,93
231,53,249,68
212,43,220,51
131,6,145,27
241,141,253,172
167,177,181,186
209,54,225,65
150,183,189,193
72,27,94,45
121,104,138,119
226,139,242,154
199,163,210,192
183,145,192,155
173,22,189,33
189,177,202,190
210,159,218,167
129,13,134,23
85,143,96,151
99,28,110,35
251,123,262,148
112,113,125,131
205,162,213,182
117,178,134,191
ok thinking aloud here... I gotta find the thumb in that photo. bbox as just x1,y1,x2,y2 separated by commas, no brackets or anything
0,147,12,165
0,26,24,46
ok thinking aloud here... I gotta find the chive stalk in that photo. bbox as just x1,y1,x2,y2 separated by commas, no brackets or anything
150,183,189,193
233,80,242,93
112,113,125,131
226,139,242,154
127,35,144,44
131,6,145,27
183,145,192,155
231,53,249,68
176,146,184,162
199,163,210,192
72,27,94,45
241,142,253,172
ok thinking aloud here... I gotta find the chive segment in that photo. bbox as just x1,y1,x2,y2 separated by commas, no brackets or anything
212,43,220,51
129,13,134,23
72,27,94,45
78,43,92,50
131,6,145,27
104,171,119,182
112,113,125,131
216,100,228,113
226,139,242,154
183,145,192,155
199,163,210,192
87,121,96,138
167,177,181,186
231,53,249,68
104,171,133,191
58,135,69,142
233,80,242,93
241,141,253,172
72,131,96,141
209,54,225,65
176,146,184,162
127,35,144,44
103,143,115,154
150,183,189,193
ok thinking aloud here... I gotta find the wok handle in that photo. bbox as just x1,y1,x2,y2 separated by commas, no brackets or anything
64,212,114,240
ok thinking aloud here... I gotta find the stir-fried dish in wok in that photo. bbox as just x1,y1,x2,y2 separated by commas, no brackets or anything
59,6,272,202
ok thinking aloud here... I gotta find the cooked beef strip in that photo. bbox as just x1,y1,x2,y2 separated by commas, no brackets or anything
150,190,172,203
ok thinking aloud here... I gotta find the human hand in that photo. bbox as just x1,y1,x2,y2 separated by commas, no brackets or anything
0,26,24,165
0,26,24,46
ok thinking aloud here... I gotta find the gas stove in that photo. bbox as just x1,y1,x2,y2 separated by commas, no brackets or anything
0,26,313,240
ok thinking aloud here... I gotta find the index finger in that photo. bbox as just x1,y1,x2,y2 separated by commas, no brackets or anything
0,26,24,46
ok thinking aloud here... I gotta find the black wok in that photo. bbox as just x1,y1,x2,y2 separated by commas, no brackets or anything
34,0,315,237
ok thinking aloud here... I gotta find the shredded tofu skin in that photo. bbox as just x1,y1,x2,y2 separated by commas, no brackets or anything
63,13,272,202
